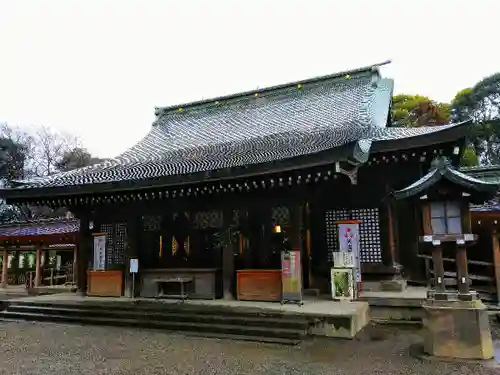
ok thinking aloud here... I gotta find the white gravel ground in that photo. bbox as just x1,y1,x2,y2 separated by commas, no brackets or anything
0,320,497,375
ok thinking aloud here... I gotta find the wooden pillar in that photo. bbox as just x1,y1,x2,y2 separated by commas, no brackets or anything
125,216,140,298
1,248,8,288
432,246,445,293
34,244,42,287
76,216,91,295
455,245,470,295
304,202,313,289
73,245,78,284
492,229,500,305
386,198,398,265
222,208,235,300
289,204,303,252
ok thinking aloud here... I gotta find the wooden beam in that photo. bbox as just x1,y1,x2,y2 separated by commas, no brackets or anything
491,229,500,305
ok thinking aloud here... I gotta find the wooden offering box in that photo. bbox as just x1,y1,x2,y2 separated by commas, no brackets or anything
236,269,281,302
87,270,123,297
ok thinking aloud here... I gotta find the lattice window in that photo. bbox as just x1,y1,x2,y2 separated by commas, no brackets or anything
272,206,290,227
100,222,127,267
193,211,223,229
142,215,161,232
325,208,382,263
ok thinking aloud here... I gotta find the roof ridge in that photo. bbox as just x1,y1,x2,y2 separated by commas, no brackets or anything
153,61,391,118
0,217,80,228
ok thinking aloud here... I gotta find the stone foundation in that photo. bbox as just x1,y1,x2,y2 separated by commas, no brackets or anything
309,302,369,338
423,299,494,360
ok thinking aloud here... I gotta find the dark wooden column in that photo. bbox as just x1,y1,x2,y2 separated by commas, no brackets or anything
1,248,8,288
455,244,470,296
432,245,446,293
491,229,500,305
34,244,42,287
125,216,140,297
76,215,91,295
222,208,235,299
289,203,303,252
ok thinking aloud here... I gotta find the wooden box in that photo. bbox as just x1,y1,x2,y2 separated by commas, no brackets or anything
87,270,123,297
236,269,281,302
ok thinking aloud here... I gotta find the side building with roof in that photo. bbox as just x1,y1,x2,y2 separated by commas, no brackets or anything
0,62,496,301
0,218,78,289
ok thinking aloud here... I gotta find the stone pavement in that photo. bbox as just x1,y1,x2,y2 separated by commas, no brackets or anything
0,320,498,375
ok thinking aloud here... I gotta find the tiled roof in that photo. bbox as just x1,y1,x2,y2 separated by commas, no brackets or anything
7,63,394,191
0,63,472,198
0,218,79,238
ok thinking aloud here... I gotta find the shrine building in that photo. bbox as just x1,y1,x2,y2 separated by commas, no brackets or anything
0,62,497,302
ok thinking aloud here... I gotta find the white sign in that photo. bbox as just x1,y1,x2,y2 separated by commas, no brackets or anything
93,234,106,271
130,258,139,274
332,251,355,268
56,255,62,271
337,223,361,282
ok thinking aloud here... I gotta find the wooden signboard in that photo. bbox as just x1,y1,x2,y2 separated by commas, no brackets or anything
92,233,106,271
281,249,303,305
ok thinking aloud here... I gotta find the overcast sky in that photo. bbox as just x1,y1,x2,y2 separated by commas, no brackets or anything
0,1,498,158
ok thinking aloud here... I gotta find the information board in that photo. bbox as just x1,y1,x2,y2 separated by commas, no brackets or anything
93,233,106,271
281,249,303,304
129,258,139,274
337,222,361,282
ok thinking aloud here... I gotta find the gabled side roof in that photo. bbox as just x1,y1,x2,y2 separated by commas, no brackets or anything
394,156,499,201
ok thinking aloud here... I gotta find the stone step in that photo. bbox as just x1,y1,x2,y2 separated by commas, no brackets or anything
6,304,308,330
7,300,309,320
0,302,308,345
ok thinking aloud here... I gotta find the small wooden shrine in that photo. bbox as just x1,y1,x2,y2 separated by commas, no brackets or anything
0,218,78,288
0,62,493,302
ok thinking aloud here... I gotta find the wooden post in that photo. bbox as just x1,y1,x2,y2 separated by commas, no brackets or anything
386,198,397,265
77,216,91,295
289,204,303,252
455,245,470,295
492,229,500,305
1,248,8,288
73,245,78,284
222,209,235,300
34,244,42,287
432,246,445,293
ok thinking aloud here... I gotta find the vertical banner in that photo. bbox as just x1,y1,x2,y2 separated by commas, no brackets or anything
93,233,106,271
337,221,361,282
281,249,303,304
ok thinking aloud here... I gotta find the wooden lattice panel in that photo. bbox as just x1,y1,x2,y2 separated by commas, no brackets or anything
100,223,127,267
325,208,382,263
142,215,161,232
193,211,223,229
272,206,290,226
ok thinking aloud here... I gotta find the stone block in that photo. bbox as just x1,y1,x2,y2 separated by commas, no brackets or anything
309,302,369,339
423,299,494,360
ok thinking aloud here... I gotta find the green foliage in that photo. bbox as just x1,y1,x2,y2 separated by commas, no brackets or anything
452,73,500,164
460,146,479,167
55,147,104,172
391,94,450,127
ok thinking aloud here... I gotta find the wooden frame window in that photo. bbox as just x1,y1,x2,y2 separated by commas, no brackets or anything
430,201,462,234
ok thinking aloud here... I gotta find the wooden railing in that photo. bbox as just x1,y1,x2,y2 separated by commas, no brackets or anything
24,265,75,289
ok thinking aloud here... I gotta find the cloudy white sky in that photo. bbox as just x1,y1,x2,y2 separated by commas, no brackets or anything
0,1,498,158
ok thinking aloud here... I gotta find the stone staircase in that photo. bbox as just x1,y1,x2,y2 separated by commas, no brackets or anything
0,300,310,345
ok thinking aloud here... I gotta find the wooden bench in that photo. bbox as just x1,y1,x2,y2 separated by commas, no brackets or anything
152,277,193,303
